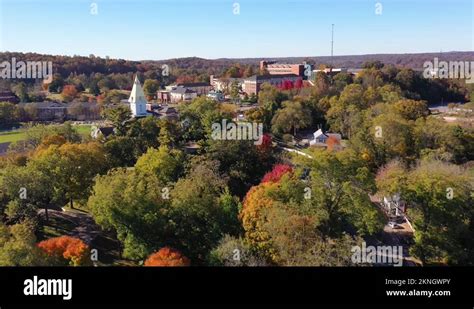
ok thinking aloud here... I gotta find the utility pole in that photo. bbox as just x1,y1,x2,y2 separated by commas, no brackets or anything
331,23,335,69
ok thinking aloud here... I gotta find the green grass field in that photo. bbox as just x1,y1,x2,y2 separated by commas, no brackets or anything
0,130,27,144
75,125,92,136
0,124,92,144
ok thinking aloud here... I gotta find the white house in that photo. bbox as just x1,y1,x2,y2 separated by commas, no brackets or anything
129,75,148,117
309,129,342,148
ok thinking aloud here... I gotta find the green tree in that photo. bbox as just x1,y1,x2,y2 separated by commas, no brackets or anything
48,74,65,93
135,146,185,184
0,102,19,128
169,161,241,262
88,168,171,260
143,79,160,97
0,164,56,222
12,82,29,103
0,220,46,266
377,160,474,265
271,100,312,136
206,139,274,197
103,105,132,135
302,149,385,237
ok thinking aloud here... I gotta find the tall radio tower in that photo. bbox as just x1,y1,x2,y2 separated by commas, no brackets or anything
331,24,335,69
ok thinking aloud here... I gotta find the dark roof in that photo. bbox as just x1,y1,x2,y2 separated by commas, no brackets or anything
177,82,211,88
0,91,20,103
171,87,196,94
98,127,115,136
159,106,180,114
246,74,300,82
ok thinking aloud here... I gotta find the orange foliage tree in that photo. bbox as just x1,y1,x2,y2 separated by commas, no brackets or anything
326,135,341,152
61,85,78,102
37,236,91,266
144,247,190,266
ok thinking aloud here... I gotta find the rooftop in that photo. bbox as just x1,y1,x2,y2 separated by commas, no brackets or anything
176,82,211,88
171,86,197,94
245,74,301,82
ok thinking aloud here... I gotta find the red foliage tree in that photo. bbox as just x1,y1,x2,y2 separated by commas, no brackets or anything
257,133,272,154
37,236,91,266
144,247,191,266
326,135,341,152
261,164,293,184
295,78,303,89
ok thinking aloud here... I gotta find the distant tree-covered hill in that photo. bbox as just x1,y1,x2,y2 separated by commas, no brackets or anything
2,51,474,78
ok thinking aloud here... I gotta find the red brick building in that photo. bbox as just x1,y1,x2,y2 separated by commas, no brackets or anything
243,74,302,95
260,61,305,77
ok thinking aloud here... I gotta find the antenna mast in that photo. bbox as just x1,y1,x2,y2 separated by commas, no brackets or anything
331,24,335,68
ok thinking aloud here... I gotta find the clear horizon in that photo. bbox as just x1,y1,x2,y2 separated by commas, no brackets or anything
0,0,473,60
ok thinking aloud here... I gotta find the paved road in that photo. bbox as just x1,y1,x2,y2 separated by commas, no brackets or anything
38,209,102,245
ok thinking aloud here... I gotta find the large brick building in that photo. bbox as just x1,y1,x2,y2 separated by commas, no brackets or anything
243,74,302,95
260,60,305,77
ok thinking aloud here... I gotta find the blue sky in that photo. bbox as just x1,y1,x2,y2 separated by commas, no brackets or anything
0,0,472,60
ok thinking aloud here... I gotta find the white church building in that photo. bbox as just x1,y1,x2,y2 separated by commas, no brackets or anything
129,75,149,117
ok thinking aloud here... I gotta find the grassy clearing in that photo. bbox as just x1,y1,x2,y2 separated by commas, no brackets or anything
0,130,27,143
75,124,92,136
0,124,92,144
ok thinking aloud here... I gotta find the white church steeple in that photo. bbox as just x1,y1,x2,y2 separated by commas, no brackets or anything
129,75,148,117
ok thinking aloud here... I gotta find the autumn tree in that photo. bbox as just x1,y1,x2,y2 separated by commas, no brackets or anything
37,236,91,266
240,163,364,265
61,85,78,102
261,164,293,183
394,99,430,121
33,142,108,209
144,247,190,266
326,135,341,151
